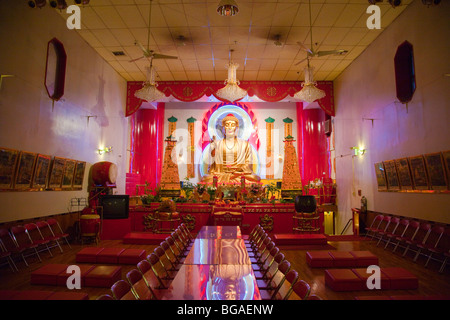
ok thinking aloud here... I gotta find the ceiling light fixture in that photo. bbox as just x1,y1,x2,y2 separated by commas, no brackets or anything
294,59,325,103
422,0,440,6
216,50,247,102
217,0,239,16
134,65,165,102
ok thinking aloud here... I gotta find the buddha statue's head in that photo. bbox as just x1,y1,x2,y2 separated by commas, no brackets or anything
222,114,239,138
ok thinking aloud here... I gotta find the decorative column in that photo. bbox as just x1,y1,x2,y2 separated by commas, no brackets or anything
283,117,293,138
159,137,181,197
186,117,197,178
265,117,275,179
168,115,177,138
281,136,302,199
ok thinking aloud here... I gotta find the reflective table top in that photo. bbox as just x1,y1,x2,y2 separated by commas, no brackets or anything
195,225,243,239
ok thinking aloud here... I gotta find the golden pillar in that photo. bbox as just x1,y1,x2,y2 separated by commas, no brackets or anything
281,136,302,199
186,116,197,178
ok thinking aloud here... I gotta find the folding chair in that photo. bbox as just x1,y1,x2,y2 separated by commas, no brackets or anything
384,219,410,249
126,269,157,300
253,246,280,276
136,259,163,298
370,215,391,241
160,240,181,271
290,280,311,300
47,219,71,249
0,228,25,268
10,225,42,265
24,223,53,257
147,253,171,289
418,225,449,267
110,280,136,300
0,238,18,272
259,260,291,300
376,217,400,246
278,269,299,300
36,221,64,253
365,214,383,238
403,222,431,257
153,246,176,279
393,220,420,253
165,236,185,264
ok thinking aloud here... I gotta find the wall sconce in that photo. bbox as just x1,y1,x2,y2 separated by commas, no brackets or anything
98,146,112,155
351,147,366,157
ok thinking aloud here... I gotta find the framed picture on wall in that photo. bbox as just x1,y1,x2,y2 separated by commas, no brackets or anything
62,159,76,189
48,157,66,189
374,162,387,191
424,152,447,190
383,160,400,191
0,147,20,189
442,150,450,189
73,161,86,189
408,155,429,190
15,151,37,190
32,154,51,189
394,158,413,190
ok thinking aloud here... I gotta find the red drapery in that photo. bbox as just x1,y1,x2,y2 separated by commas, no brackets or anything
126,81,335,117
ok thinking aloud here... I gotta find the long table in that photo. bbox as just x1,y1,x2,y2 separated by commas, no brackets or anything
159,226,261,300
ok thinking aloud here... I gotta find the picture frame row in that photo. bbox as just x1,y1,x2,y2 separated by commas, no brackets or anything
0,147,86,191
374,150,450,192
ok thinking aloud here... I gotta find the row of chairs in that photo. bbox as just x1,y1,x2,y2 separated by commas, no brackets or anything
365,214,450,272
0,219,71,272
245,224,322,300
97,224,194,300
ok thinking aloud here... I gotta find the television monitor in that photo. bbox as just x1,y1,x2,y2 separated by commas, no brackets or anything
99,195,129,219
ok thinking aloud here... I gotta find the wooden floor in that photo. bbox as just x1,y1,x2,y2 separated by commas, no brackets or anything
1,234,449,301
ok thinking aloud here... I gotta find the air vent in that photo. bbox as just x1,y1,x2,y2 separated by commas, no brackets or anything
112,51,125,56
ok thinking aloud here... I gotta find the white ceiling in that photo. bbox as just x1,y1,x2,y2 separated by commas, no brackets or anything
58,0,412,82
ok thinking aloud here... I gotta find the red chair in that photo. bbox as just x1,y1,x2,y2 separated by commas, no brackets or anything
153,246,176,279
259,260,291,300
0,237,18,272
393,220,420,253
370,215,391,241
365,214,384,238
110,280,136,300
147,253,170,289
46,219,71,249
160,240,180,271
96,294,114,300
376,217,400,246
384,219,410,249
0,228,26,268
290,279,311,300
10,225,42,265
422,226,450,268
24,223,52,257
255,252,285,283
126,268,156,300
279,269,299,300
413,224,444,262
165,236,185,264
36,221,64,253
403,222,431,257
307,294,323,300
439,250,450,273
136,259,163,298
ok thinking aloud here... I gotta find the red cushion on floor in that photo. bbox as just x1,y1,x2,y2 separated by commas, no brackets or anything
56,264,96,287
351,268,390,290
96,248,125,264
30,264,69,285
84,265,122,287
10,290,55,300
76,247,105,263
273,234,327,245
46,291,89,300
324,269,365,291
381,267,418,290
118,248,146,264
328,251,357,267
349,251,379,267
0,290,19,300
306,251,334,268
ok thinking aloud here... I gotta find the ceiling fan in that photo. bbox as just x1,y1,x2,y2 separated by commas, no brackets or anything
129,0,178,63
295,0,348,66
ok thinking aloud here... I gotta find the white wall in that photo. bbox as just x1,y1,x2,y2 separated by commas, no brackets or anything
0,1,128,223
164,101,298,183
333,0,450,232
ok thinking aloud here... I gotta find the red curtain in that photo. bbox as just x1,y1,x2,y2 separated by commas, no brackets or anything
126,81,335,117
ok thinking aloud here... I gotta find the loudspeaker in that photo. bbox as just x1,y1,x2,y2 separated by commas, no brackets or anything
394,41,416,104
294,195,317,213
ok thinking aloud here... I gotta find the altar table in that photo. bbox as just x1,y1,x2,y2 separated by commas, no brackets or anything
159,226,261,300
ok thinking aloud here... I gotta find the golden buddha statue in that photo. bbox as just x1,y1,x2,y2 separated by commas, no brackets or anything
202,113,260,185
